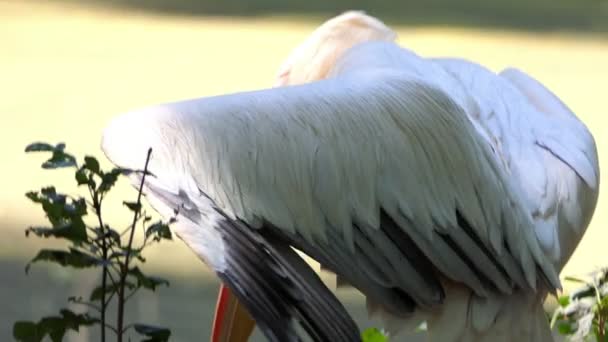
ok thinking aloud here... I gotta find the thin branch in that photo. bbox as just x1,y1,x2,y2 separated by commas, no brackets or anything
106,265,118,285
123,286,140,303
104,323,119,335
116,148,152,342
104,288,116,308
92,185,109,342
89,233,107,252
121,323,134,335
119,215,145,237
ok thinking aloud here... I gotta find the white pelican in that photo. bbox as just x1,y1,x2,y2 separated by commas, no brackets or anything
102,11,599,342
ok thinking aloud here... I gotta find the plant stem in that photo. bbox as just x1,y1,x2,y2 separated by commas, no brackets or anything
598,313,605,342
92,189,108,342
116,148,152,340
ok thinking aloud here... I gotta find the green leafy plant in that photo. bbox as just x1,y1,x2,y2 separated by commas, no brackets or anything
13,142,174,342
551,268,608,341
361,327,389,342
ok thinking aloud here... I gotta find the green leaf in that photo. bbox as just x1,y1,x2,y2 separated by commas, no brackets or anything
41,186,58,196
26,220,87,242
557,321,575,335
558,295,570,307
98,168,122,193
65,197,87,217
24,190,88,242
75,168,89,186
13,321,44,342
146,222,173,241
24,187,59,204
34,188,84,216
25,142,55,152
57,309,99,328
41,309,98,341
123,201,142,212
42,151,77,169
83,156,100,174
128,267,170,291
26,248,105,273
361,327,388,342
37,317,66,342
13,310,98,342
101,227,121,244
133,324,171,342
90,284,116,301
25,142,77,169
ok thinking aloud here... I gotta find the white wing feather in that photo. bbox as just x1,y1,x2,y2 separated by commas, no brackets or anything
430,57,598,265
102,66,560,305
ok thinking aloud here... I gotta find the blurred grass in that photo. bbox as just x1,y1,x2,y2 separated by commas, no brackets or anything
32,0,608,33
0,0,607,340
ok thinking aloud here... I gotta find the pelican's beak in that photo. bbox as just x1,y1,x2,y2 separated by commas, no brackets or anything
211,284,256,342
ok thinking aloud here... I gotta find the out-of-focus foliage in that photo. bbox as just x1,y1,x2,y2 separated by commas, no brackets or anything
361,327,389,342
551,268,608,341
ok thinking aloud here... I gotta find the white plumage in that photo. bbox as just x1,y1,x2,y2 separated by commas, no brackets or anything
102,11,599,342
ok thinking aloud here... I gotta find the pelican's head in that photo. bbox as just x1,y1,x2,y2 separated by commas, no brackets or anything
274,10,397,86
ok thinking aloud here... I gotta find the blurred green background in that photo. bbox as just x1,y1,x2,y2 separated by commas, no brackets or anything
1,0,607,341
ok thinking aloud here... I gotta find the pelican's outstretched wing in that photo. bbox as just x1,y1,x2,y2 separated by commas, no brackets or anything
102,67,561,340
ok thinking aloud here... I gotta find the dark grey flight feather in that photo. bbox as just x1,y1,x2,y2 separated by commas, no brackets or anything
215,216,361,342
142,182,360,342
265,209,448,318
